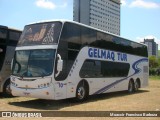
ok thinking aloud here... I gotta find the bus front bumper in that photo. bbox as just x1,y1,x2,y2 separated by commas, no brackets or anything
10,85,55,100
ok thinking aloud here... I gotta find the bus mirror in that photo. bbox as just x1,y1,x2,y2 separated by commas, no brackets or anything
56,54,63,77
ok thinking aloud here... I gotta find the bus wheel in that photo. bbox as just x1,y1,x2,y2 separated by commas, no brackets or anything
76,82,88,102
3,80,12,97
134,80,140,92
128,80,134,93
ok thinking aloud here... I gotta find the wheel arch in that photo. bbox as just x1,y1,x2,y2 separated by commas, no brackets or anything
0,77,10,92
77,79,89,89
76,79,89,95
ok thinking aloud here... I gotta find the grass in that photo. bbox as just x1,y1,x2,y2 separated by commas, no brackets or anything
149,75,160,80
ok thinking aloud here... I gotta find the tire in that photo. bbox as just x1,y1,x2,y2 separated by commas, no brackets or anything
128,80,134,93
134,80,140,92
3,80,12,97
75,82,88,102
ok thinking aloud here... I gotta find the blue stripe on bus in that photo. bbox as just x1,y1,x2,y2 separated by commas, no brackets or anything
92,58,148,95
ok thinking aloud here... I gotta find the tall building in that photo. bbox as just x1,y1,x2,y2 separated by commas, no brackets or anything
142,39,158,58
73,0,120,35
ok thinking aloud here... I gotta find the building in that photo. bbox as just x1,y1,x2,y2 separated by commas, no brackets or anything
142,39,158,58
73,0,121,35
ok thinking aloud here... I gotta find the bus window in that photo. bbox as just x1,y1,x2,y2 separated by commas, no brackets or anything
0,29,7,44
80,60,130,78
0,45,6,71
9,31,21,41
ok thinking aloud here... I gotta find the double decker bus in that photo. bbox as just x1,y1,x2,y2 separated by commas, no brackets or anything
10,20,148,101
0,25,21,96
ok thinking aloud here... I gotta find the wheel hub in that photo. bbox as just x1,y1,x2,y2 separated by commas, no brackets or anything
77,87,85,99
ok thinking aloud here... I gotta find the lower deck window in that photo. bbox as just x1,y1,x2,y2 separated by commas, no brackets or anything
80,59,130,78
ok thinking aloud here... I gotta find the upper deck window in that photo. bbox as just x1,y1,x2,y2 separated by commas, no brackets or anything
17,22,62,46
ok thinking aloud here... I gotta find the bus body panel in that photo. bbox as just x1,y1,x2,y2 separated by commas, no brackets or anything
11,45,148,100
65,47,148,98
10,20,148,100
54,81,67,100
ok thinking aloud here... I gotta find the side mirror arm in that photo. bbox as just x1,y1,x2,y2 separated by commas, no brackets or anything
11,59,13,70
55,54,63,77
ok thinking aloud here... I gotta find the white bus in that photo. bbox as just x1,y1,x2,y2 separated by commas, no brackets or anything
0,25,21,96
10,20,148,101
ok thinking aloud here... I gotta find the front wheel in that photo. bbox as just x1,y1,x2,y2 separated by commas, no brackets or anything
3,80,12,97
75,82,88,102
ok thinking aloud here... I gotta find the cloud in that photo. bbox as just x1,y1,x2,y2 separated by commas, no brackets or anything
129,0,160,9
35,0,68,10
35,0,56,9
121,0,127,6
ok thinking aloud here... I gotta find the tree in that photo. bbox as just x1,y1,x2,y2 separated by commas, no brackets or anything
158,58,160,67
149,56,159,68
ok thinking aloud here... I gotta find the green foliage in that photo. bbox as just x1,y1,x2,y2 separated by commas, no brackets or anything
149,56,159,68
149,68,156,76
149,56,160,76
149,76,160,80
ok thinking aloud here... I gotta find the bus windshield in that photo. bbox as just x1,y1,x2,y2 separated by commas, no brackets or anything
12,49,55,77
17,22,62,46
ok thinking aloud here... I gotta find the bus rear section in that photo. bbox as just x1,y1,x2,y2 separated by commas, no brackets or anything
0,25,21,96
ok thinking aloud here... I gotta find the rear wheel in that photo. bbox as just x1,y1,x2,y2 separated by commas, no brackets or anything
128,80,134,93
134,80,140,92
75,82,88,102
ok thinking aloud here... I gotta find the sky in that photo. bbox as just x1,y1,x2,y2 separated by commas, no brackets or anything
0,0,160,49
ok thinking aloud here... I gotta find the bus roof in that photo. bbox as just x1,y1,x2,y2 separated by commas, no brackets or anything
28,19,147,47
0,25,22,32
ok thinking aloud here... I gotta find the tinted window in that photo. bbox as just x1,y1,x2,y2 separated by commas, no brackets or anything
12,49,55,77
80,59,130,78
101,61,130,77
0,45,7,71
9,30,21,46
0,29,7,44
0,29,7,39
80,60,102,78
9,31,21,41
60,22,148,57
55,23,81,80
